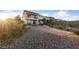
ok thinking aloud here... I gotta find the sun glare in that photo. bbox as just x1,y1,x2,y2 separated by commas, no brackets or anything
0,13,15,20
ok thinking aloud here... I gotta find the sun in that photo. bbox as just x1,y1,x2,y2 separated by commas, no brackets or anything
0,13,14,20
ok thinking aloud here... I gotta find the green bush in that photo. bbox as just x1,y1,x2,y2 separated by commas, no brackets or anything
55,25,64,29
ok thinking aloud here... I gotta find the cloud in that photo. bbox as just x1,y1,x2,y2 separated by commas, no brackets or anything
69,16,79,21
41,13,49,16
52,10,79,21
40,10,79,21
54,11,69,17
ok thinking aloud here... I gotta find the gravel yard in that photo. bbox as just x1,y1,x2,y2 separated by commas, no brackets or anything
1,25,79,49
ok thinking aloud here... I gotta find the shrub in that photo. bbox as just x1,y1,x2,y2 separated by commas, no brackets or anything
65,27,79,35
72,29,79,35
65,27,73,31
0,16,26,40
0,16,26,47
52,25,64,30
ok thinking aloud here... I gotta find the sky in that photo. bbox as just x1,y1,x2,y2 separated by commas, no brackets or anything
0,10,23,20
32,10,79,21
0,10,79,21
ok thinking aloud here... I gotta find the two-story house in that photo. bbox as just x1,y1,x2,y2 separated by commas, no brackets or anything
22,10,44,25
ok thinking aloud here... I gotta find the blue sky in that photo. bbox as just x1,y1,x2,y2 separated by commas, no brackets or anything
0,10,79,21
33,10,79,16
32,10,79,21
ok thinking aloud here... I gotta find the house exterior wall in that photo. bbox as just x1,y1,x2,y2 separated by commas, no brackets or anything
22,10,44,25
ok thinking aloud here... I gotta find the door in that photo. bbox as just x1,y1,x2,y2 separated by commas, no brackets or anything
33,20,36,24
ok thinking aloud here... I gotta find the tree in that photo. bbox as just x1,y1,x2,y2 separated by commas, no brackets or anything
42,18,47,25
15,15,25,25
15,15,21,21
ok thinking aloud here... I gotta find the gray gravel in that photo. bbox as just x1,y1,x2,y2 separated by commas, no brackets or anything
1,25,79,49
13,25,79,49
